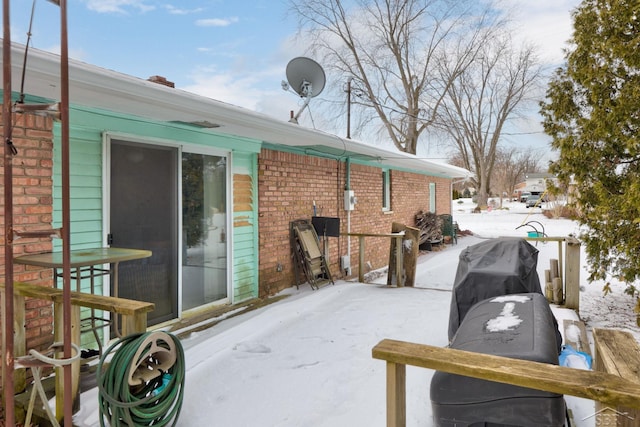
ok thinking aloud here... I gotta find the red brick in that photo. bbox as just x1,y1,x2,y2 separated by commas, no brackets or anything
0,110,55,394
257,148,452,297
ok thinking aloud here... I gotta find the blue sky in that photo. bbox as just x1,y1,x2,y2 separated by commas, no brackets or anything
8,0,582,162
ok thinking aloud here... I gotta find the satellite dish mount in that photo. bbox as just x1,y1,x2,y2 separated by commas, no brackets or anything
282,57,326,124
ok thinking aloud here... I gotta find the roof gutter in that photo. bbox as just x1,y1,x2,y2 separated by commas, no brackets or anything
4,41,471,179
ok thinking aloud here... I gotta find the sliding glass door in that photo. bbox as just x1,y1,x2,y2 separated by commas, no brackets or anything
181,152,228,310
110,140,179,325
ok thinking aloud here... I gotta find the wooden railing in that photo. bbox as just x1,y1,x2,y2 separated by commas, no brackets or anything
592,328,640,426
525,235,581,311
372,338,640,427
1,281,154,421
341,232,405,285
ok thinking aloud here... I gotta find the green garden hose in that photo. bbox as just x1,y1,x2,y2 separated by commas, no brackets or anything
97,331,185,426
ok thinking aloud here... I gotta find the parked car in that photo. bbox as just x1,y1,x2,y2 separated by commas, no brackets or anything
520,192,531,203
525,194,541,208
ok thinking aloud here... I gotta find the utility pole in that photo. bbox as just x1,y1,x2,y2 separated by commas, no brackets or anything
346,77,352,139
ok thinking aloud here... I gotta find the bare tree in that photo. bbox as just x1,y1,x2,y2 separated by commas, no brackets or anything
492,147,541,207
448,146,541,205
436,34,542,207
288,0,503,154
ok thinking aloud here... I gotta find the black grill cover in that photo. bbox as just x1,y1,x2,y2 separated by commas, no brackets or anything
432,293,565,427
448,237,543,341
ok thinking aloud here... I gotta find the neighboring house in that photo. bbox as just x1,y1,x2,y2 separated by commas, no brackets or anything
0,42,469,354
516,173,558,198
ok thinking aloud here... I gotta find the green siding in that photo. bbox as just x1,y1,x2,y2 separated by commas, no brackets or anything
232,152,259,302
50,104,261,314
50,125,104,347
52,123,104,252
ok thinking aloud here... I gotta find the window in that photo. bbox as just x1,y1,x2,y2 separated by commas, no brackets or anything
382,169,391,211
429,182,436,213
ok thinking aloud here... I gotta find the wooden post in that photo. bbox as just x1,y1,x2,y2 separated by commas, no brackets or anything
12,293,26,394
557,240,563,288
544,270,553,302
122,311,149,336
401,225,420,287
342,233,407,285
358,236,366,283
388,225,402,287
549,259,563,304
54,299,80,421
389,223,418,287
386,361,406,427
549,259,559,281
395,235,403,287
564,237,581,312
552,277,563,305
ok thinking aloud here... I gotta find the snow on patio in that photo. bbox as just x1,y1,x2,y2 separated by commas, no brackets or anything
72,199,640,427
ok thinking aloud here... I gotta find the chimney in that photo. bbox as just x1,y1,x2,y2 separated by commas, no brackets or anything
148,75,175,88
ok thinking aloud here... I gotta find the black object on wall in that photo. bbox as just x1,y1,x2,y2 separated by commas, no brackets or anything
312,216,340,238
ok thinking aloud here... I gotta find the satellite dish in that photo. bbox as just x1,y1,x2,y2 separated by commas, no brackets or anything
283,57,326,123
286,57,326,98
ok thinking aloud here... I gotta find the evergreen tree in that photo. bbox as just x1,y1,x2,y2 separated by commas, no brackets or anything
540,0,640,303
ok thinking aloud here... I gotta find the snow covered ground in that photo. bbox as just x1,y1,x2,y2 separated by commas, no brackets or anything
72,198,640,427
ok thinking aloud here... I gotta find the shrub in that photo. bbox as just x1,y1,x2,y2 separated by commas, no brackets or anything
542,203,579,220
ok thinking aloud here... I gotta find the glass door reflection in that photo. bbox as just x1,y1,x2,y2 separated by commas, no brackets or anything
182,152,228,311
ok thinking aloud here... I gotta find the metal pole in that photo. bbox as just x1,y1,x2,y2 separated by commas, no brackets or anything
346,77,352,139
2,0,15,425
59,0,73,424
2,0,15,424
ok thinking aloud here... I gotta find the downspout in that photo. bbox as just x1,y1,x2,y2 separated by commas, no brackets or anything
345,157,351,275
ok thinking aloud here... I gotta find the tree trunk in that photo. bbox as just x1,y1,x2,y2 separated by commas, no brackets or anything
476,182,489,207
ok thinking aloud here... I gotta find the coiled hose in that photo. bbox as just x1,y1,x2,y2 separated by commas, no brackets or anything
97,331,185,426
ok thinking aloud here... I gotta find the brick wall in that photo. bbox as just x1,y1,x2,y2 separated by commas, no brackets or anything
0,111,56,382
257,148,452,296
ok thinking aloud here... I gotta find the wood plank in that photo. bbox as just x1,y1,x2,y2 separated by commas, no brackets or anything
359,236,365,283
553,277,563,304
11,283,63,302
343,232,404,238
388,223,419,288
54,301,81,421
386,362,406,427
372,339,640,410
563,319,591,357
593,329,640,378
565,237,581,311
593,328,640,427
122,312,148,337
550,258,559,279
8,282,154,315
388,224,403,287
13,294,26,394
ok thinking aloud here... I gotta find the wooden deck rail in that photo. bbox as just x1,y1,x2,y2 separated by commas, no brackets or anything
524,236,581,311
372,338,640,427
593,328,640,426
341,232,404,285
1,281,154,421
